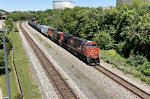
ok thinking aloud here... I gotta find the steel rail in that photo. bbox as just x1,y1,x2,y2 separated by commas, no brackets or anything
95,66,150,99
19,23,77,99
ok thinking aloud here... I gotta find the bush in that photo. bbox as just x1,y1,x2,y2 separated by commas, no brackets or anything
100,50,126,68
12,24,18,32
0,35,12,67
137,62,150,76
101,50,150,84
143,69,150,76
0,50,4,67
93,31,113,50
5,18,13,31
126,54,148,66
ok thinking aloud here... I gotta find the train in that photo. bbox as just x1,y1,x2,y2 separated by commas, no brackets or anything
28,20,100,65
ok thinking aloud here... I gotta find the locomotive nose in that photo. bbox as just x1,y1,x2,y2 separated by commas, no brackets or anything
89,48,99,59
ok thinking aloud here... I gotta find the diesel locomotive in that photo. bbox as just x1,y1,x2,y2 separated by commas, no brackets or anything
28,20,100,65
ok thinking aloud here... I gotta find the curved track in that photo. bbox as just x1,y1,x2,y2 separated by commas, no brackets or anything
95,65,150,99
19,23,77,99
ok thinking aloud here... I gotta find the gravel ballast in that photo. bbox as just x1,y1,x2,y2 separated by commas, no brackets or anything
18,23,59,99
22,22,148,99
100,61,150,95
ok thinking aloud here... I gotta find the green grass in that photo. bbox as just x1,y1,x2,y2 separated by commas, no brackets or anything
0,50,20,98
34,34,43,42
100,50,150,85
0,32,41,99
45,43,51,48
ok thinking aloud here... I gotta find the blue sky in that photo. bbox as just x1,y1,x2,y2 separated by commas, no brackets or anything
0,0,116,12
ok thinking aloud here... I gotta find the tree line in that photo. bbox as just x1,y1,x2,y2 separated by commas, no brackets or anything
34,1,150,62
3,0,150,78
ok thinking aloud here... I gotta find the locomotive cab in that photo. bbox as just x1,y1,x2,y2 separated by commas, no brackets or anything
66,36,100,65
81,41,100,65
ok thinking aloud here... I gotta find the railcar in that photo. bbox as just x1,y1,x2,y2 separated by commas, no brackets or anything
37,24,42,32
28,20,36,28
28,20,40,32
40,25,49,36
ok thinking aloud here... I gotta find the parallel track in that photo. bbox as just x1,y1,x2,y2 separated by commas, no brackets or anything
19,23,77,99
20,21,150,99
95,66,150,99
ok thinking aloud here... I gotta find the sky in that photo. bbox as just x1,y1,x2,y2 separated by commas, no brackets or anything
0,0,116,12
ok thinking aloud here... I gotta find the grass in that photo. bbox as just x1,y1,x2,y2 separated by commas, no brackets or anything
34,33,51,48
0,50,20,98
100,50,150,85
0,32,41,99
34,34,43,42
45,43,51,48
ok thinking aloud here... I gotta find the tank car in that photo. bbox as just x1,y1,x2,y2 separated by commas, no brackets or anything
28,20,41,32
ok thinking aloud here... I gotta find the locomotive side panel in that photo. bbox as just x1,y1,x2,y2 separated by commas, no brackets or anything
48,28,54,39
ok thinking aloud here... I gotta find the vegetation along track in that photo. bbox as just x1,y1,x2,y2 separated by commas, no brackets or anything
19,23,77,99
95,65,150,99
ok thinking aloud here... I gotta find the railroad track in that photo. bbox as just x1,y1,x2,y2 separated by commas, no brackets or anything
19,23,77,99
95,65,150,99
19,22,150,99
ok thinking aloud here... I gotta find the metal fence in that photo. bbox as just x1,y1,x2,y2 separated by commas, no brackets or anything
12,46,24,99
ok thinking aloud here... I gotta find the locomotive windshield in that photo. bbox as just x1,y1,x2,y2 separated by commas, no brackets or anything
86,43,97,48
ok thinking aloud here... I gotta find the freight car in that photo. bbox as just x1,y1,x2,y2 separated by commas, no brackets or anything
40,25,49,36
28,20,100,65
28,20,41,32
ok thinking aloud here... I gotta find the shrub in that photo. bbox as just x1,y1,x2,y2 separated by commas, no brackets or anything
93,31,113,50
137,62,150,77
143,69,150,76
0,50,4,67
100,50,127,70
126,54,148,66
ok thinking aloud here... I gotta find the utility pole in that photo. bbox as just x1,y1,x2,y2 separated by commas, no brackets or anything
0,28,11,99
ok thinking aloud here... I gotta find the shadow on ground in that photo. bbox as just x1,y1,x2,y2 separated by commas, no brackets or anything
0,67,11,76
